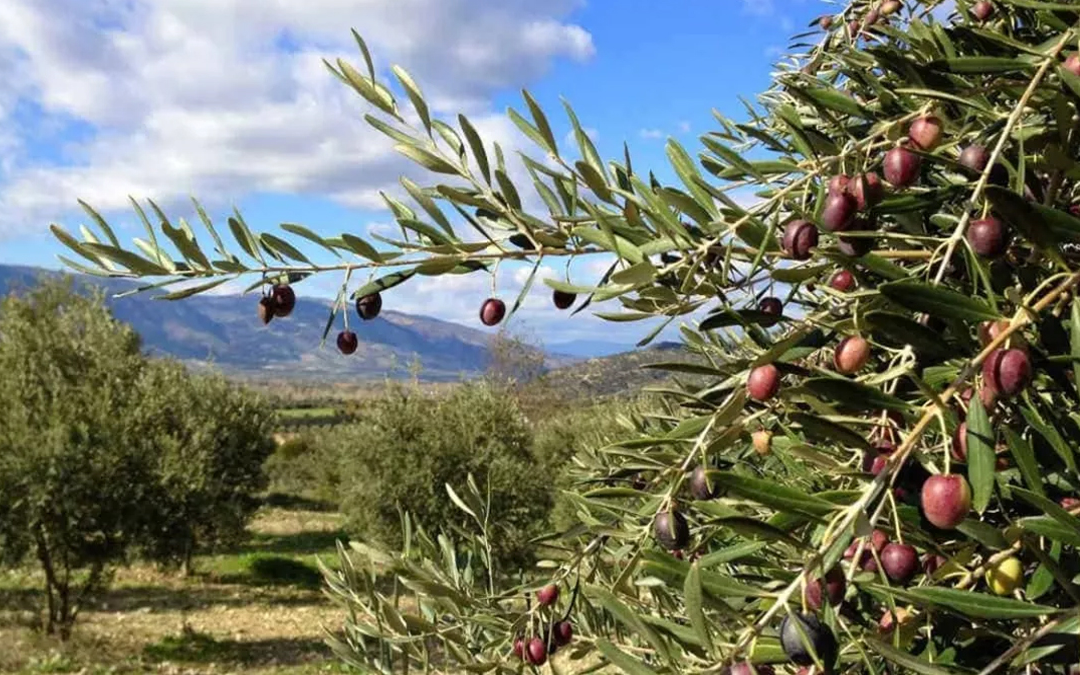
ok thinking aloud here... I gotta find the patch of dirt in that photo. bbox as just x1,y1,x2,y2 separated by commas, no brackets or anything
0,508,348,674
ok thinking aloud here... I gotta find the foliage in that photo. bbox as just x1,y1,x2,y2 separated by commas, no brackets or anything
51,0,1080,673
329,380,553,569
0,278,159,638
134,360,277,570
263,429,343,504
0,278,274,638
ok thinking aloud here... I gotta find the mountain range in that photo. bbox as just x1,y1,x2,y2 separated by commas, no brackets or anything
0,264,637,381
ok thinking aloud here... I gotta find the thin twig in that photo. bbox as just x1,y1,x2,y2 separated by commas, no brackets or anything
930,30,1075,285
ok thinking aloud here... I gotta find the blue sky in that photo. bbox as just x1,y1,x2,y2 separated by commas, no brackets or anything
0,0,830,350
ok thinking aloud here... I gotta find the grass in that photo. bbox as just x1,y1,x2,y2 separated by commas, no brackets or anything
0,505,349,674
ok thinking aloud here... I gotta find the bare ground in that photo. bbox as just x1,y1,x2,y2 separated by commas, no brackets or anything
0,508,349,674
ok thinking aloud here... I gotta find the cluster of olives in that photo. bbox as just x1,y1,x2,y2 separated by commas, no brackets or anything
511,583,575,666
257,284,296,324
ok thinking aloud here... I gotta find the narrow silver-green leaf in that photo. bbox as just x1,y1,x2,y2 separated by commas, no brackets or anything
1072,298,1080,396
595,639,660,675
50,224,107,268
227,216,261,261
684,562,713,656
352,270,416,298
82,243,170,276
1004,428,1046,497
161,220,212,270
394,143,459,174
966,394,995,514
261,233,313,265
522,89,558,155
77,199,120,248
155,278,232,300
400,178,454,236
710,472,836,517
281,223,341,258
865,638,956,675
391,64,431,133
879,280,998,322
589,585,672,664
1012,488,1080,538
868,584,1056,619
341,234,383,262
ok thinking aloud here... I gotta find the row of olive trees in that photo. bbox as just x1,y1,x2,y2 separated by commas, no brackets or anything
0,277,276,639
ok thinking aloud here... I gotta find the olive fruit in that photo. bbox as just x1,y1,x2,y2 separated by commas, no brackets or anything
982,348,1031,398
883,146,922,187
479,298,506,326
356,292,383,320
829,269,855,292
747,364,781,402
966,217,1009,258
881,543,919,584
689,465,720,501
908,115,944,152
804,567,846,611
1067,53,1080,78
537,583,559,606
834,336,871,375
553,290,576,310
526,637,547,665
959,144,990,174
921,475,972,529
759,297,783,316
553,621,573,646
782,220,819,260
271,284,296,317
985,556,1023,596
850,172,884,211
654,510,690,550
336,330,359,355
780,612,838,669
752,430,773,455
821,192,857,232
972,1,994,21
258,297,276,325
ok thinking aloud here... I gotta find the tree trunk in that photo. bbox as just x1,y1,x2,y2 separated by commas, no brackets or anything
33,524,58,636
181,536,194,577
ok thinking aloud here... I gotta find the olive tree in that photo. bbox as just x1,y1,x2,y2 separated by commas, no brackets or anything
0,279,154,638
51,0,1080,672
134,361,277,573
0,279,275,636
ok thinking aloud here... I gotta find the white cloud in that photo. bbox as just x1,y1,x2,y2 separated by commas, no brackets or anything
741,0,776,17
639,121,693,141
366,222,393,237
563,126,598,148
0,0,595,235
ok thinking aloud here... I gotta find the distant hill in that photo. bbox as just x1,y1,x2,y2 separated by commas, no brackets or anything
534,341,705,399
0,264,576,381
545,339,637,358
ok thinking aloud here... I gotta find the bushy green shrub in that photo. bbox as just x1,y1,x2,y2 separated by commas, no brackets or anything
263,430,341,503
328,380,552,569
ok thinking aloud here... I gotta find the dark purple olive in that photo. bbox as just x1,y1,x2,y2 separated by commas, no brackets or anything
782,220,819,261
